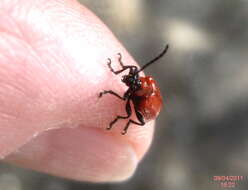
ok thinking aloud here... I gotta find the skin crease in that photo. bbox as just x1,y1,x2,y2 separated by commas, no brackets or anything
0,0,155,182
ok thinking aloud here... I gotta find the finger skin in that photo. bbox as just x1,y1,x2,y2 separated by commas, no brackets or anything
0,0,155,182
6,128,139,182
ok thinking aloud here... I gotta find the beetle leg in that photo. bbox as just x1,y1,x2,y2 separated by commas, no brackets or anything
107,98,132,130
98,90,125,100
121,107,145,135
117,53,124,67
106,56,138,75
106,58,115,73
109,66,138,75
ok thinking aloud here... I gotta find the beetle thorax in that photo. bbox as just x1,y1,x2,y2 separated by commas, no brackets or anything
122,73,141,91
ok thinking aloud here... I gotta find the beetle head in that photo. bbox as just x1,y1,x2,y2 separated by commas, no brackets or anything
122,74,134,86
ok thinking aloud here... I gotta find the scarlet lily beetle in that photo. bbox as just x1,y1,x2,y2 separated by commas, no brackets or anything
99,45,169,135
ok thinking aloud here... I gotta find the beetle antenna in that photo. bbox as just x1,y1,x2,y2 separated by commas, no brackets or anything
137,44,169,74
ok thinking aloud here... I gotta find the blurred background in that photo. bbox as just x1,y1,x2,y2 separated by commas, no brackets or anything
1,0,248,189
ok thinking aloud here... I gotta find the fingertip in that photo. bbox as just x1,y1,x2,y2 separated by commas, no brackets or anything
0,0,156,182
5,127,139,182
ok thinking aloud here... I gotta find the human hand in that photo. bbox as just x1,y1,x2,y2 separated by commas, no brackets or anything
0,0,154,182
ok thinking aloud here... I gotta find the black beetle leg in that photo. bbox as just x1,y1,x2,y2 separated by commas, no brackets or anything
107,98,132,130
121,106,145,135
106,55,138,75
99,90,125,100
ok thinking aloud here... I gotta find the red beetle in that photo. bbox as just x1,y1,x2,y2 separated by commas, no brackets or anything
99,45,169,134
